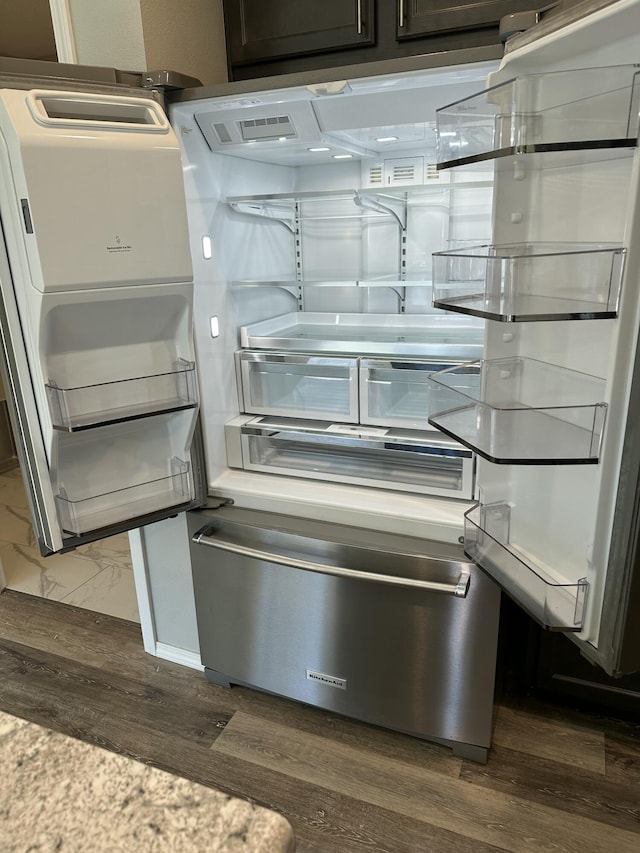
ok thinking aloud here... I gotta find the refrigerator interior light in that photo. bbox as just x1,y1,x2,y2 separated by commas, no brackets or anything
210,316,220,338
202,236,212,259
333,153,353,159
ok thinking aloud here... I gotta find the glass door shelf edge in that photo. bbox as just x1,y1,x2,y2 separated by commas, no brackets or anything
56,457,192,535
436,139,636,170
465,503,588,631
428,357,607,464
46,359,198,431
432,243,625,322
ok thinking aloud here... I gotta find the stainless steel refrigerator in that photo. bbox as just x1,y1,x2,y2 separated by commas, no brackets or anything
1,0,639,763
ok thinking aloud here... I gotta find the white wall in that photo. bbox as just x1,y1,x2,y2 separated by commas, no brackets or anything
61,0,228,83
140,0,228,85
66,0,146,70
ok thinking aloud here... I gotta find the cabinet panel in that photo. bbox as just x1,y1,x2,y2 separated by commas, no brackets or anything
397,0,536,38
224,0,374,65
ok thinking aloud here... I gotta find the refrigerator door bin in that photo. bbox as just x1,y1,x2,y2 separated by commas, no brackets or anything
188,507,501,762
240,312,484,359
56,456,192,535
464,502,588,631
238,351,359,422
436,65,640,169
428,357,607,464
432,243,626,322
46,359,198,430
360,358,460,429
229,417,474,499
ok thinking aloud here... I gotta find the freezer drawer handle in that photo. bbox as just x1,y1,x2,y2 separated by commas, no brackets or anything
193,526,470,597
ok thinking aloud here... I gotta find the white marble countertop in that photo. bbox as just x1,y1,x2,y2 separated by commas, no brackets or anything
0,710,295,852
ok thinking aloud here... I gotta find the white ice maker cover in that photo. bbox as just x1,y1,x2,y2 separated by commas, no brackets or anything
0,90,192,292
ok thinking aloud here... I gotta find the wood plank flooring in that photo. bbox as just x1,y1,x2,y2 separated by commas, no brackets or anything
1,589,639,852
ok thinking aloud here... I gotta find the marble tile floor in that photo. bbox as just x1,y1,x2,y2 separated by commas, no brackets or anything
0,467,140,623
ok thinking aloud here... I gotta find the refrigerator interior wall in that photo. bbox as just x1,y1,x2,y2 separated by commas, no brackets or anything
431,61,640,643
0,89,200,549
171,64,496,514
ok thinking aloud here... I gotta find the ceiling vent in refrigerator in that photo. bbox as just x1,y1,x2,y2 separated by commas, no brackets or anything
195,100,322,164
239,115,296,141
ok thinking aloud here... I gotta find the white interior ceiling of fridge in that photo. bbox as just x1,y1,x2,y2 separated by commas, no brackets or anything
173,61,498,543
0,88,200,548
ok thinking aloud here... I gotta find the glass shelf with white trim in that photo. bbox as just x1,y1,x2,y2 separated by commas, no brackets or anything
432,243,626,322
428,357,607,465
436,65,640,169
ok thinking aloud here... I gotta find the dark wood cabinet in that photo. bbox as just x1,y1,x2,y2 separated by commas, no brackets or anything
397,0,536,39
224,0,375,66
222,0,526,81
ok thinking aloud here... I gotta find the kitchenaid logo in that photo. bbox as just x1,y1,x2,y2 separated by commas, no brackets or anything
106,234,132,253
306,669,347,690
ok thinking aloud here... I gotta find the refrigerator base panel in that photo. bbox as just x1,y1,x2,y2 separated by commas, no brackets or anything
188,507,501,762
203,666,490,764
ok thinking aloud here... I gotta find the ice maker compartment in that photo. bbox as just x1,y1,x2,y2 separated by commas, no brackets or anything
428,357,607,464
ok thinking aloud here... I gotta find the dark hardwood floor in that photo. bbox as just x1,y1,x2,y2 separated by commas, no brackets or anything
1,589,639,852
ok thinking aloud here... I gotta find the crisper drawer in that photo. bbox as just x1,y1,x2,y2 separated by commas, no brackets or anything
238,351,359,422
226,417,474,499
360,359,458,430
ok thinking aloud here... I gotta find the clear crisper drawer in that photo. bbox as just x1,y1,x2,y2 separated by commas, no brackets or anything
465,503,588,631
428,357,607,464
46,359,197,430
436,65,640,168
360,359,458,430
233,418,474,499
432,243,626,322
238,352,358,422
56,457,192,535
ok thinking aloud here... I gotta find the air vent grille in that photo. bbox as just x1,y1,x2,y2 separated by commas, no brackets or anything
426,163,439,181
213,123,232,144
392,164,417,183
367,164,383,185
240,115,296,141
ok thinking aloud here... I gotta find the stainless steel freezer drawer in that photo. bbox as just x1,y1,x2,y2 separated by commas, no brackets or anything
188,507,500,762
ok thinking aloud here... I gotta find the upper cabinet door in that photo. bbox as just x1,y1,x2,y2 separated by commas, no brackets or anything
397,0,535,38
224,0,375,65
